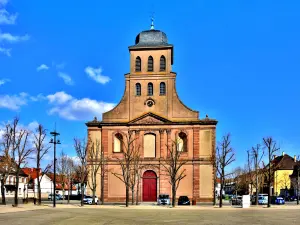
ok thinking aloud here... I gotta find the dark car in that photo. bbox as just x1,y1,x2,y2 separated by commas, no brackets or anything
288,196,300,201
231,196,242,205
178,196,190,205
271,196,285,205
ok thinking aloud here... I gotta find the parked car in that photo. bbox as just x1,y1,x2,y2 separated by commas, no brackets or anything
288,196,300,201
258,196,268,205
83,195,98,205
157,194,170,205
230,196,242,205
271,196,285,205
48,194,63,200
178,196,190,205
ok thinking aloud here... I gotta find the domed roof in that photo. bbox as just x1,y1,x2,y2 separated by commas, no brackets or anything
134,29,168,46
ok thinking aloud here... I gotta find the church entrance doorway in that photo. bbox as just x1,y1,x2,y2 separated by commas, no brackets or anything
142,170,157,202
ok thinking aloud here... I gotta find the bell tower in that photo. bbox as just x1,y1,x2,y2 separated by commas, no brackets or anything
102,22,199,122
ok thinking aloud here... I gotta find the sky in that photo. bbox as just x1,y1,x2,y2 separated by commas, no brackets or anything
0,0,299,169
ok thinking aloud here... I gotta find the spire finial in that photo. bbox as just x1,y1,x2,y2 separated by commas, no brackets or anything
150,14,155,30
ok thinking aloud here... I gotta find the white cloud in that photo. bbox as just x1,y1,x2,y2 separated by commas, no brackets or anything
0,47,11,56
0,93,46,111
47,91,73,104
30,93,46,102
36,64,49,71
0,78,10,86
0,92,28,110
85,66,110,84
27,121,39,131
0,32,30,43
0,9,17,25
46,91,115,121
58,72,74,85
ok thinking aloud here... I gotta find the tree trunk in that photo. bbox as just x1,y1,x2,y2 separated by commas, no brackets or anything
268,181,271,208
172,183,176,207
37,177,41,205
1,178,6,205
136,175,140,205
67,179,71,204
101,172,104,205
92,186,96,205
131,188,134,205
125,185,129,207
14,172,20,207
219,182,223,208
80,183,84,206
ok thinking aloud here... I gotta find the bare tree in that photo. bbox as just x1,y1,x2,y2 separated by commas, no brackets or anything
66,157,74,204
262,137,280,208
74,138,89,206
251,144,264,205
129,145,141,205
57,151,68,203
33,124,51,205
12,120,33,207
111,131,138,207
246,150,254,196
231,167,247,196
161,139,188,208
216,133,235,208
0,122,17,205
87,139,107,205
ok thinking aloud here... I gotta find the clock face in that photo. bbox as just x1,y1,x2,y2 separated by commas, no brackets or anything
147,101,154,107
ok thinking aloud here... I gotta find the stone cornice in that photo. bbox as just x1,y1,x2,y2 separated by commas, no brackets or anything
86,119,218,127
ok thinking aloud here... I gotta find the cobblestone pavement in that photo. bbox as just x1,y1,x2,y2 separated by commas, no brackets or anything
0,205,299,225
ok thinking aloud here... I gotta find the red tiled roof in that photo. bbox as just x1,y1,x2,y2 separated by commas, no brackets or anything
47,173,77,191
22,168,41,179
56,184,77,191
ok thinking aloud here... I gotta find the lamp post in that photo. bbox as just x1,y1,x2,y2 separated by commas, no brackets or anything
49,130,61,208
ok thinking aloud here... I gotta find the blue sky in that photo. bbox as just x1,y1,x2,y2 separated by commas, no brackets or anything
0,0,299,169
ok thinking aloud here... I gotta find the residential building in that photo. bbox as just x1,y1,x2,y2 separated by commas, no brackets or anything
272,153,298,196
289,162,300,196
86,23,217,202
46,173,77,196
0,169,28,198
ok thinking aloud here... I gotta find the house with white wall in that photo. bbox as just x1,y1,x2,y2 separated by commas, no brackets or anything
0,170,28,198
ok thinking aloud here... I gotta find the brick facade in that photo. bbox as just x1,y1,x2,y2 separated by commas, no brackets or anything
86,26,217,203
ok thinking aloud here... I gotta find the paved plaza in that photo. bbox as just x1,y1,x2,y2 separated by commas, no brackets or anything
0,205,300,225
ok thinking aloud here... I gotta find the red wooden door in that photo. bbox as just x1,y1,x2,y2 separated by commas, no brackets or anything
143,171,157,202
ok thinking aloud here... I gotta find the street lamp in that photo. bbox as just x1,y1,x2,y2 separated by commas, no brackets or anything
49,130,61,208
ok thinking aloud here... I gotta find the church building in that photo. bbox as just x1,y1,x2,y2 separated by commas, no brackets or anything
86,22,217,203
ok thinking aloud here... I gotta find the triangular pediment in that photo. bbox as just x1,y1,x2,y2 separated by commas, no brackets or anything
129,113,171,125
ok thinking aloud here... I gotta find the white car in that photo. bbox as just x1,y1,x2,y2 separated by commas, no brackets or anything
83,195,99,205
258,196,268,205
157,194,170,205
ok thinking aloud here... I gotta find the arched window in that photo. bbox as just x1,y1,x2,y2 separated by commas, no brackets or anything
160,82,166,95
178,132,187,152
135,56,141,72
148,82,153,96
114,133,123,153
148,56,153,72
144,133,156,157
160,55,166,71
136,83,141,96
